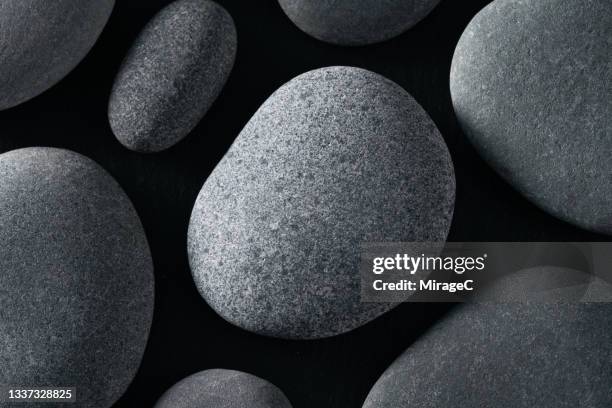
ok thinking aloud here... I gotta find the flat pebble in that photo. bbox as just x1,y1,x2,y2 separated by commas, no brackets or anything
154,369,292,408
278,0,441,46
0,148,154,408
0,0,114,110
188,66,455,339
109,0,237,153
451,0,612,235
364,302,612,408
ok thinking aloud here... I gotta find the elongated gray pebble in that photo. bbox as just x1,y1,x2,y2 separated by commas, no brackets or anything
451,0,612,235
0,148,154,408
108,0,237,153
278,0,441,46
0,0,114,110
188,66,455,339
154,369,292,408
363,303,612,408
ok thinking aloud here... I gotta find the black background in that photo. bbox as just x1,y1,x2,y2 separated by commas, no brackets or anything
0,0,609,407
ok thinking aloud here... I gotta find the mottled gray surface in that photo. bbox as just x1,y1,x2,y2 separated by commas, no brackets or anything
0,148,154,408
109,0,237,153
154,369,292,408
480,266,612,302
0,0,114,110
363,303,612,408
188,66,455,339
278,0,441,46
450,0,612,235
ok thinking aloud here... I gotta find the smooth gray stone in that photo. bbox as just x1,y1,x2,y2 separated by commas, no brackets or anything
108,0,237,153
188,66,455,339
154,369,292,408
278,0,441,46
450,0,612,235
363,303,612,408
0,0,114,110
0,148,154,408
480,266,612,302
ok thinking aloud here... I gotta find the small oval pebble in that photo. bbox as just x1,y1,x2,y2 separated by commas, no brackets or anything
154,369,292,408
108,0,237,153
0,148,154,408
450,0,612,235
0,0,114,110
278,0,441,46
188,66,455,339
363,303,612,408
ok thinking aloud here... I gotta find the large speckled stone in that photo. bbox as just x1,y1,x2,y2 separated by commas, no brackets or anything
108,0,237,153
188,66,455,339
363,303,612,408
278,0,441,46
0,148,154,408
154,369,292,408
0,0,114,110
450,0,612,235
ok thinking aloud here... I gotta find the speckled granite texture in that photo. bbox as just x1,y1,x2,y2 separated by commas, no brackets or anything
363,303,612,408
278,0,441,46
0,148,154,408
154,369,292,408
451,0,612,235
108,0,237,153
188,66,455,339
0,0,114,110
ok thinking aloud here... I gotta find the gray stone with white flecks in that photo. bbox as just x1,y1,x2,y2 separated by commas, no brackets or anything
451,0,612,235
109,0,237,153
364,302,612,408
0,0,114,110
188,66,455,339
154,370,292,408
278,0,441,45
0,147,154,408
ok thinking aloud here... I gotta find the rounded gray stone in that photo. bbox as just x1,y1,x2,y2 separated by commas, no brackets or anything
278,0,441,46
0,0,114,110
450,0,612,235
363,303,612,408
0,148,154,408
108,0,237,153
154,369,292,408
188,66,455,339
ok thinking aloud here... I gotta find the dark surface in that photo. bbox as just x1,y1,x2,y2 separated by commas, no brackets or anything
0,1,608,407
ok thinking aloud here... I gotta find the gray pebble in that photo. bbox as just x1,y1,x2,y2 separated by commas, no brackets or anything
363,302,612,408
0,0,114,110
154,369,292,408
278,0,441,46
108,0,237,153
188,66,455,339
450,0,612,235
0,148,154,408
